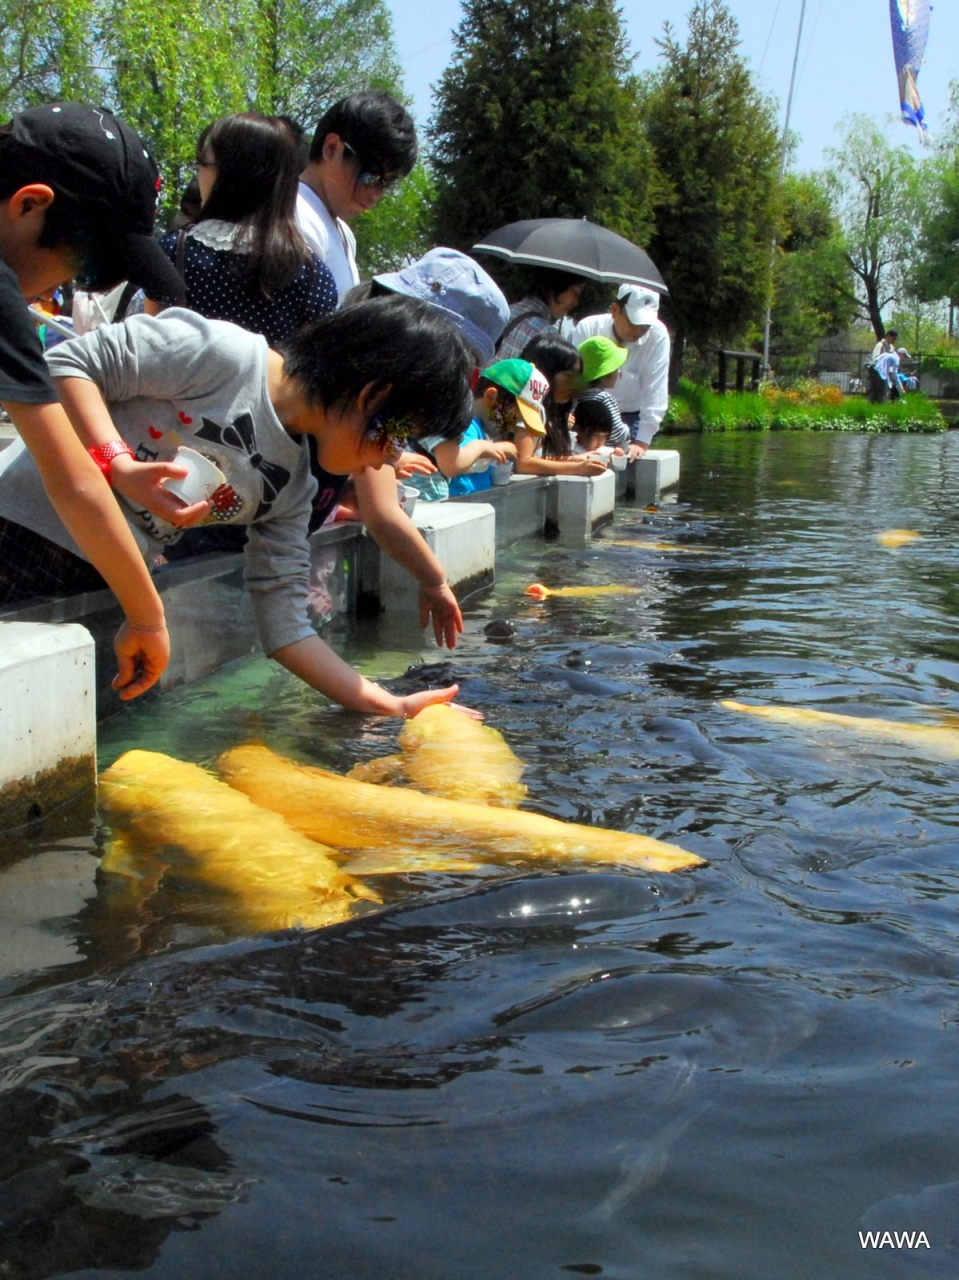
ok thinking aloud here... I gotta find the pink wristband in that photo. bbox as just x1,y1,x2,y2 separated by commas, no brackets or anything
88,440,134,482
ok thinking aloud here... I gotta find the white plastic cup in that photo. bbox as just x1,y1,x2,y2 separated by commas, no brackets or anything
490,462,513,486
163,447,226,505
610,453,627,471
397,484,419,517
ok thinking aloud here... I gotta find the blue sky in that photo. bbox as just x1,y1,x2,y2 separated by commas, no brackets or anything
385,0,957,173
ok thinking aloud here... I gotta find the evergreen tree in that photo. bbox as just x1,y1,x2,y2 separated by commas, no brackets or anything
639,0,780,384
429,0,657,252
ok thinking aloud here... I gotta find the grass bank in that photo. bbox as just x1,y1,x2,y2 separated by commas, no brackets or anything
663,379,947,434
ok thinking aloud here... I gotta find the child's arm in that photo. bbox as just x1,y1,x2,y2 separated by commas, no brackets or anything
3,396,169,699
433,435,513,477
272,633,479,718
353,465,464,650
54,376,211,528
512,428,607,477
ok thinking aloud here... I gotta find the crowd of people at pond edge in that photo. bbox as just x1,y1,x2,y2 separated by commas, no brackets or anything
0,93,672,720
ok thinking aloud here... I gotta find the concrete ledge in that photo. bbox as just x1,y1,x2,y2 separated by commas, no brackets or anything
627,449,681,504
371,501,495,614
446,474,549,545
546,469,617,545
0,621,96,828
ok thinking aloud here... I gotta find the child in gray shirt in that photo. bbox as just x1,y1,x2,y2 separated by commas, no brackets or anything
0,297,476,718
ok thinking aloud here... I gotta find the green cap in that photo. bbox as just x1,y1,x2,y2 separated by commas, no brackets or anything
481,358,549,434
578,336,627,384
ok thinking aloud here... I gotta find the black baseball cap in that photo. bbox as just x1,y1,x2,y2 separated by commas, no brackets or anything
3,102,185,300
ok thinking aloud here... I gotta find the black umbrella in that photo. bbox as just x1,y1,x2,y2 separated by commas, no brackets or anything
472,217,667,293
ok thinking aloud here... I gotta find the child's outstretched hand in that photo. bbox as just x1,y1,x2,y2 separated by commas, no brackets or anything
396,684,483,721
484,440,517,463
392,451,437,479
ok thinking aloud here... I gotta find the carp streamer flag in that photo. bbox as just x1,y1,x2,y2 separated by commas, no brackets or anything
889,0,931,133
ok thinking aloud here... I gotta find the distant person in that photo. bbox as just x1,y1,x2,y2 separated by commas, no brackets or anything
867,329,898,402
872,346,902,402
147,112,337,345
0,101,187,699
572,284,669,460
496,268,586,361
297,90,417,305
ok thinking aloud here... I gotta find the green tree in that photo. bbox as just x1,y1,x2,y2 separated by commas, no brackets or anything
639,0,781,385
766,173,857,375
1,0,406,221
429,0,658,252
103,0,257,216
0,0,100,111
824,115,922,340
253,0,402,125
355,163,437,277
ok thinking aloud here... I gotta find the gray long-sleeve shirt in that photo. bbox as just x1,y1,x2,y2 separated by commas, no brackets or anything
0,309,317,656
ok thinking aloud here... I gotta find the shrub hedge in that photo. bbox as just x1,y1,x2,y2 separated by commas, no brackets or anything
663,380,946,435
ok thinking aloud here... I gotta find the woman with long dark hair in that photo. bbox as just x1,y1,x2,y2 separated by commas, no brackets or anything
512,333,603,476
147,112,337,344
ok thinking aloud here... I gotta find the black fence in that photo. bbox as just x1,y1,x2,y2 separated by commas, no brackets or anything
810,350,959,399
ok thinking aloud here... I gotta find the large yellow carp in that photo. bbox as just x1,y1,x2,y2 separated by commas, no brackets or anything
349,705,528,807
217,742,704,874
99,750,377,930
721,700,959,760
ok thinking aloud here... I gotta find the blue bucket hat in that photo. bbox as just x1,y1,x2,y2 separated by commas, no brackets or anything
374,247,509,366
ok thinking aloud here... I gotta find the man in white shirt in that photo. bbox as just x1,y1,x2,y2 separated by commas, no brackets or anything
297,90,417,306
572,284,670,460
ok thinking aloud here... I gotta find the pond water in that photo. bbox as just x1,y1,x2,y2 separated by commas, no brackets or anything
2,430,959,1279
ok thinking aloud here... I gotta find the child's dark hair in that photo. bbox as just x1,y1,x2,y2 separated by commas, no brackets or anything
573,396,614,442
309,90,417,178
520,333,582,458
282,295,472,441
195,112,309,300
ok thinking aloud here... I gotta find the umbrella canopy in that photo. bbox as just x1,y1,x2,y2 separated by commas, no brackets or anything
472,218,667,293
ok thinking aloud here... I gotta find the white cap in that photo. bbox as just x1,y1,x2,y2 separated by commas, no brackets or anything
617,284,660,326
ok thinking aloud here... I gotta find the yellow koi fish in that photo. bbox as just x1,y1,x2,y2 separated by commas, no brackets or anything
525,582,639,600
347,706,527,807
99,750,378,930
721,700,959,760
877,529,920,549
217,742,704,874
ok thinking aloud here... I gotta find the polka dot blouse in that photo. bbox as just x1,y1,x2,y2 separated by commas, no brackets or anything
156,220,338,346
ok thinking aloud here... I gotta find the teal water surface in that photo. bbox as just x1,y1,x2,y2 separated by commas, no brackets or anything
1,430,958,1279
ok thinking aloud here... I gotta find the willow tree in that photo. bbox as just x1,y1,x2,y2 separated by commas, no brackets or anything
639,0,780,383
824,116,922,340
0,0,100,112
253,0,402,126
429,0,658,253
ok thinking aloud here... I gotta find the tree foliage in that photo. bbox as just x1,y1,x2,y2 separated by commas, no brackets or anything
824,115,922,340
639,0,780,382
429,0,658,253
354,163,437,277
0,0,405,218
766,173,857,373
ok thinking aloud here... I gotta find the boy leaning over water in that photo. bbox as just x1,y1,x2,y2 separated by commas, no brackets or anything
405,359,550,502
0,297,480,719
0,103,187,698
